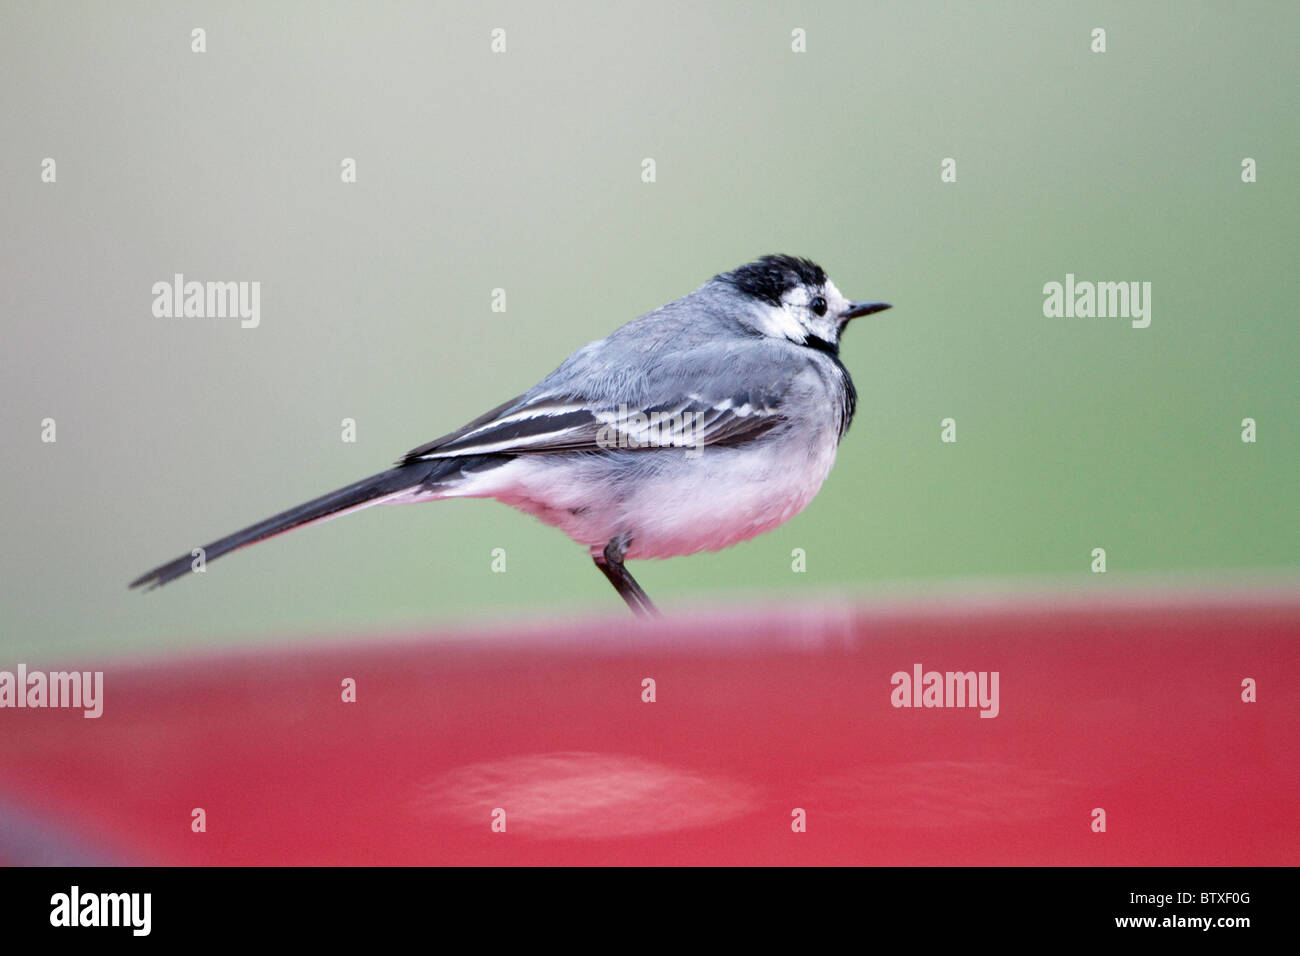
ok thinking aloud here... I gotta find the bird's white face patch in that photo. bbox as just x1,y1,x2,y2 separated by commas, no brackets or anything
752,277,853,346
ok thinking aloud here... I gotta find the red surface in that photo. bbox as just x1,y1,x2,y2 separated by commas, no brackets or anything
2,595,1297,865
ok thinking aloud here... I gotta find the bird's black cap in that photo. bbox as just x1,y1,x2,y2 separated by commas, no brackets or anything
719,255,827,306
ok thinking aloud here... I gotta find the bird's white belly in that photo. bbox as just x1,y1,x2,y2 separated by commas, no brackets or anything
449,428,842,560
618,438,840,559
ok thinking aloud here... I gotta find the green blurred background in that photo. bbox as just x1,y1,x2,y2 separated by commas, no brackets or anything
2,1,1296,662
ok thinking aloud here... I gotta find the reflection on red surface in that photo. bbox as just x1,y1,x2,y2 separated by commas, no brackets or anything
1,594,1297,865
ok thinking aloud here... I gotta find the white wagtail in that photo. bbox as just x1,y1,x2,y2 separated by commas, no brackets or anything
131,255,890,615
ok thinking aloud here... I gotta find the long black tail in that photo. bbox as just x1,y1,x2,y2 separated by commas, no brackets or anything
130,461,448,591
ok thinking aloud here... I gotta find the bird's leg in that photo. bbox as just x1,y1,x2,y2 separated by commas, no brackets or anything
592,535,660,618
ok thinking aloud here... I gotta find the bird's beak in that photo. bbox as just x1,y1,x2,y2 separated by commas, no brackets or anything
841,301,892,320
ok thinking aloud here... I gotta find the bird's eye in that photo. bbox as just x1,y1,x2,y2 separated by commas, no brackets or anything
810,296,827,316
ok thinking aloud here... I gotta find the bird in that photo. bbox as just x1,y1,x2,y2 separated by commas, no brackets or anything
130,255,891,616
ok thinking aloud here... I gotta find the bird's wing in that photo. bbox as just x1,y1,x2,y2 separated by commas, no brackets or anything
401,339,796,462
